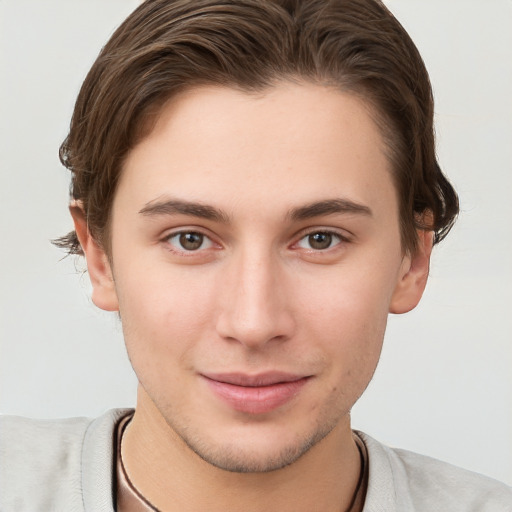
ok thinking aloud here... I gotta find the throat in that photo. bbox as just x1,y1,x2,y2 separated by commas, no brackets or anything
117,402,365,512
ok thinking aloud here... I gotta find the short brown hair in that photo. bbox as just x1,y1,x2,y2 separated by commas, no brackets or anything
55,0,458,255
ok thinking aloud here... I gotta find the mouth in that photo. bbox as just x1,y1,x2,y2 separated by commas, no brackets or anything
201,372,312,414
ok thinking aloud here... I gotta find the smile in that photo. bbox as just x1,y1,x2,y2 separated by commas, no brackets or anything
201,372,311,414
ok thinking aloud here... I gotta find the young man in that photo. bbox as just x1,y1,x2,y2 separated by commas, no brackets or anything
1,0,511,510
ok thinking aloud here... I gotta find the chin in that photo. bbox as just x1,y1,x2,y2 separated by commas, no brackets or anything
171,416,338,474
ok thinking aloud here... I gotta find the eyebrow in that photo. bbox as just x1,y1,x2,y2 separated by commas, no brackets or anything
139,198,230,223
139,197,372,223
287,198,373,221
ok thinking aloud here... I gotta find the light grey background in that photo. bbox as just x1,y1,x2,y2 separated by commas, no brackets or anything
1,0,511,485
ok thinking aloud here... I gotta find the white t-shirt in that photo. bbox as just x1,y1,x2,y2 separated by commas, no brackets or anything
1,409,511,511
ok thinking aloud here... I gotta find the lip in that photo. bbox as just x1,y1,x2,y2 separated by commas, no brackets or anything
201,372,311,414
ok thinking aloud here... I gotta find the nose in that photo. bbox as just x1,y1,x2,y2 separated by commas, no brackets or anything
215,248,295,349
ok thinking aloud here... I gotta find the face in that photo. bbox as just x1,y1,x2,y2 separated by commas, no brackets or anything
80,83,429,473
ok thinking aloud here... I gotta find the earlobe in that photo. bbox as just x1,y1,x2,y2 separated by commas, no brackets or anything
70,202,119,312
389,229,434,314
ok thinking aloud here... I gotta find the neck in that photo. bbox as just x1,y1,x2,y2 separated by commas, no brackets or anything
122,389,362,512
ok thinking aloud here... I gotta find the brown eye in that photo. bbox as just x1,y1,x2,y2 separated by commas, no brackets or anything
296,231,342,251
179,232,204,250
167,231,213,252
308,232,333,250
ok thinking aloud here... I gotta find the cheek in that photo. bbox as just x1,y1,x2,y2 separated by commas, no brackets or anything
324,296,387,379
295,264,393,383
296,260,395,330
323,305,387,411
113,264,216,364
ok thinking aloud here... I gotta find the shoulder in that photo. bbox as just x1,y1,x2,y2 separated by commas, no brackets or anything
357,431,512,512
0,409,132,512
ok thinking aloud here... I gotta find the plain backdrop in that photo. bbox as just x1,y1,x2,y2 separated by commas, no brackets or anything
1,0,511,486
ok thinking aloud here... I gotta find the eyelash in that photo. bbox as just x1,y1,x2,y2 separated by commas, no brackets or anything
293,230,349,251
163,230,216,254
162,228,350,255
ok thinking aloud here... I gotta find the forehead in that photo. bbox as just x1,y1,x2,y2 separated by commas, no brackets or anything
115,82,397,223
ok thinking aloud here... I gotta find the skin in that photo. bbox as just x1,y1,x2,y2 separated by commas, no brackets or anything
73,82,432,512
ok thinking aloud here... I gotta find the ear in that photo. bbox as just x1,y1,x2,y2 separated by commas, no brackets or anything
389,229,434,314
70,202,119,312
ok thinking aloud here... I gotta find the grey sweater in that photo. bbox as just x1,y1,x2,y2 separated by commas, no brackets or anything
1,409,511,511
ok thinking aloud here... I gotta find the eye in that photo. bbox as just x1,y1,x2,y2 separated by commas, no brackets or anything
296,231,342,251
166,231,213,252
